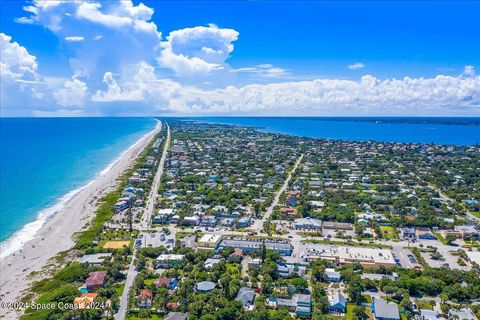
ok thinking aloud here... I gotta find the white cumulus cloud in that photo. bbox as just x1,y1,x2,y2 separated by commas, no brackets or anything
1,33,39,81
463,65,475,76
92,62,480,116
54,78,88,106
0,33,50,116
16,0,161,78
157,25,239,76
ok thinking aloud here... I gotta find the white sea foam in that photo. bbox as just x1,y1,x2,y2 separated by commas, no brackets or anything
0,182,92,260
0,119,160,261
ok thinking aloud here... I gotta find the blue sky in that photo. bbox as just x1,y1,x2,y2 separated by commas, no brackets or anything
0,1,479,116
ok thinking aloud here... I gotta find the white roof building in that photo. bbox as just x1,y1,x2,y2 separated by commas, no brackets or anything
465,251,480,265
303,244,396,268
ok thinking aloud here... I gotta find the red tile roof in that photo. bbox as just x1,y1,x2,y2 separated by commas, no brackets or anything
85,271,107,287
155,277,171,287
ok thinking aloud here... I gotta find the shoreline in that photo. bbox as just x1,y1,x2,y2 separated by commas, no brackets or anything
0,119,161,318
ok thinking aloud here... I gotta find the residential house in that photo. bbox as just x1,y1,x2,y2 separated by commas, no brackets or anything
325,268,341,282
248,258,262,269
235,287,256,309
156,254,185,268
276,262,307,278
266,294,312,317
280,207,297,216
420,310,439,320
328,293,347,314
371,298,400,320
77,253,112,266
195,281,216,293
73,293,97,309
204,258,223,269
85,271,107,291
237,216,253,228
448,308,477,320
138,289,153,308
201,215,218,227
310,201,325,210
164,312,189,320
154,277,178,290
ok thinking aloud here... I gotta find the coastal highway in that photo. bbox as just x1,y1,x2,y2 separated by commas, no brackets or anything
115,122,170,320
251,154,303,232
140,122,171,229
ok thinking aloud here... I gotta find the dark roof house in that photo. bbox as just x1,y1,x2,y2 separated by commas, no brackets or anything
85,271,107,291
235,287,255,308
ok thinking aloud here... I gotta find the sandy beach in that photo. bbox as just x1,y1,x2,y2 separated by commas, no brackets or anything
0,120,161,319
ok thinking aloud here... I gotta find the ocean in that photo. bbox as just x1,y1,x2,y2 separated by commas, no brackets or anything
0,118,157,255
186,117,480,146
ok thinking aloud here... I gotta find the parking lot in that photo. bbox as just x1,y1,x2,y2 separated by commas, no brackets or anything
420,249,471,271
391,247,421,269
135,231,175,250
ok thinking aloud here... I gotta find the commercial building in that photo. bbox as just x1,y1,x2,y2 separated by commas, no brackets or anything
415,227,436,240
197,234,222,250
294,217,322,230
303,244,396,269
322,221,354,231
218,237,293,256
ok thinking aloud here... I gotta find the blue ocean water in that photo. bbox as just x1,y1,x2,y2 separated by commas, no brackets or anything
187,117,480,146
0,118,156,245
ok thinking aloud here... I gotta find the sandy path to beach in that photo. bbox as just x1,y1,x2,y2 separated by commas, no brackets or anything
0,120,161,319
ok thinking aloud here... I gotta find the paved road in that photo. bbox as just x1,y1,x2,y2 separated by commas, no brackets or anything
139,123,170,229
115,259,138,320
115,123,170,320
251,154,303,232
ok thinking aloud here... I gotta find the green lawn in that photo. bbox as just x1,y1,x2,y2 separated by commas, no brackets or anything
144,279,155,286
114,283,125,296
380,226,398,240
432,232,447,244
345,304,355,320
415,300,435,310
469,210,480,219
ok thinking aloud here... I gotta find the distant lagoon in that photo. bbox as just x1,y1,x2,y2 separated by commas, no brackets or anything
184,117,480,146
